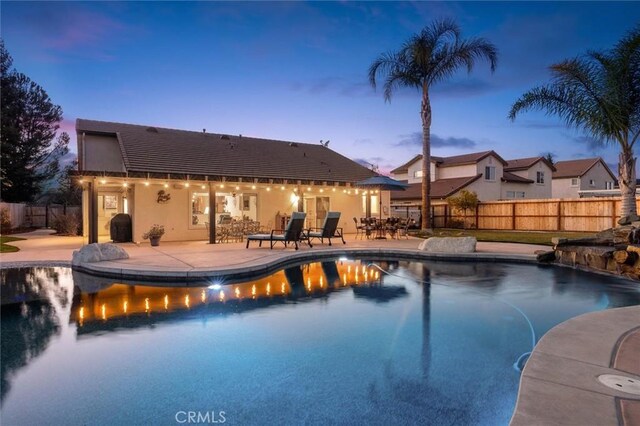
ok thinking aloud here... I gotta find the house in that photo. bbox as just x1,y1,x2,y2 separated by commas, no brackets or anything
76,119,382,243
552,158,617,198
389,151,554,207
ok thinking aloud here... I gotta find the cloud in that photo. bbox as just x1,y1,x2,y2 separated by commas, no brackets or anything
516,120,567,130
394,132,477,149
571,135,605,152
352,157,396,175
3,3,133,61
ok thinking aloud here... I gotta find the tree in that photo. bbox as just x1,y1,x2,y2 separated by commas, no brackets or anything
1,40,67,203
446,189,479,229
509,26,640,223
369,19,497,231
541,152,556,166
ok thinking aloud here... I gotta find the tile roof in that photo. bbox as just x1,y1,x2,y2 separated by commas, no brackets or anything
76,119,376,183
552,158,615,179
505,156,555,172
390,151,506,174
390,154,422,174
502,171,534,183
390,175,482,201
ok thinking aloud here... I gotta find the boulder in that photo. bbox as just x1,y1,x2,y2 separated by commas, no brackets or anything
418,236,476,253
72,243,129,265
618,214,640,226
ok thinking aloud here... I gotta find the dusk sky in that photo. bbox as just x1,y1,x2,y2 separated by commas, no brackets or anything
3,1,639,173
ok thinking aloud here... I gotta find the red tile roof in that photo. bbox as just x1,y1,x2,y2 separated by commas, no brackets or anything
552,158,615,179
390,151,506,174
390,175,482,201
502,171,534,183
76,119,376,183
505,156,555,172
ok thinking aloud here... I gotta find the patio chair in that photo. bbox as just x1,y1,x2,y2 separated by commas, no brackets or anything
246,212,308,250
304,212,345,246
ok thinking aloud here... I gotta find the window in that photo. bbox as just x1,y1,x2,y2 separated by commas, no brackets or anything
413,170,423,178
361,195,379,215
589,179,595,187
506,191,525,198
484,166,496,181
536,171,545,184
190,191,210,228
606,181,614,190
571,178,579,186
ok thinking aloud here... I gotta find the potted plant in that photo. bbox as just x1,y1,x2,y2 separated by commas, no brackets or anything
142,224,165,246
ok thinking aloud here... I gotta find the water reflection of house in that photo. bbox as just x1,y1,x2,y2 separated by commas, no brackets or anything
75,119,388,243
72,260,387,331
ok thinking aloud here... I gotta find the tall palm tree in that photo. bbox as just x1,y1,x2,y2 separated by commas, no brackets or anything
369,19,497,230
509,26,640,223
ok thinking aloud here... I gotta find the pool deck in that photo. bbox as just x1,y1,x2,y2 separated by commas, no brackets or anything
1,230,546,280
3,230,639,425
511,306,640,426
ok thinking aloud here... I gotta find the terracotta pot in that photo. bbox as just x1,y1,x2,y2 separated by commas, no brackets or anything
150,236,161,247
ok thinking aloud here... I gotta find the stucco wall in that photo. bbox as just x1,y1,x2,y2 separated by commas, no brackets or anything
438,164,477,179
580,161,616,190
81,134,125,172
552,178,579,198
503,161,553,199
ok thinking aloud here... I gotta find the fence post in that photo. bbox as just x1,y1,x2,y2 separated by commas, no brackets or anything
475,204,479,229
557,201,563,231
511,202,516,230
611,200,616,228
45,204,49,228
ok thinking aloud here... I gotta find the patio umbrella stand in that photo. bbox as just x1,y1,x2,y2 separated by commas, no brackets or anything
355,176,409,239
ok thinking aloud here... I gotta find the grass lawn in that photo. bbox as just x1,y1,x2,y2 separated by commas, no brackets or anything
1,236,25,253
416,229,596,246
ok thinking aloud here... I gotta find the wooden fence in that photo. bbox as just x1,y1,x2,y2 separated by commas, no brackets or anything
0,202,80,229
393,197,640,232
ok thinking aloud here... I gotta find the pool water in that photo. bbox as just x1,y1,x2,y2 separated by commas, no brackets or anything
1,260,639,425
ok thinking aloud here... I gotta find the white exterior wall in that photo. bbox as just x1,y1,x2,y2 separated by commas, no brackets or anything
438,164,477,179
580,162,616,191
502,161,553,199
402,159,438,183
552,178,579,199
127,183,374,242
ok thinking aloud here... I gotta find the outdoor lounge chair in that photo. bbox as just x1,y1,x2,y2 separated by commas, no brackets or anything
304,212,345,246
246,212,308,250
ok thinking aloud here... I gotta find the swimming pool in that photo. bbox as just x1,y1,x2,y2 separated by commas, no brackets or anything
1,259,639,425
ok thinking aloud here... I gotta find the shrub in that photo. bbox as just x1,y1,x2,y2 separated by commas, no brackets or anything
52,213,81,235
142,224,165,240
1,208,11,234
445,218,465,229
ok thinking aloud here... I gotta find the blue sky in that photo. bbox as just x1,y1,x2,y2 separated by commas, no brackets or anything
3,1,639,173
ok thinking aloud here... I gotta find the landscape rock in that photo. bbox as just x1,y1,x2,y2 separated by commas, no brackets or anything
418,236,476,253
618,214,640,225
72,243,129,265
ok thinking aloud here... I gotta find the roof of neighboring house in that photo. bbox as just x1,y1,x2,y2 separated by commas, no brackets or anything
76,119,376,183
552,158,616,180
390,150,507,175
437,150,507,167
390,175,483,201
502,171,534,184
390,154,422,174
505,156,556,172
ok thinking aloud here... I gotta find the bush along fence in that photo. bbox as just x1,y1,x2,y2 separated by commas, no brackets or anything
431,197,639,232
0,202,81,230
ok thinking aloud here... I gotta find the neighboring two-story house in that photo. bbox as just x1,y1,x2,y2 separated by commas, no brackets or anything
552,158,617,198
389,151,554,204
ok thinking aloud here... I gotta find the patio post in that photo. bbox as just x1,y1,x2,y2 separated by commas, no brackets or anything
297,187,304,212
366,191,371,218
88,178,98,244
209,183,216,244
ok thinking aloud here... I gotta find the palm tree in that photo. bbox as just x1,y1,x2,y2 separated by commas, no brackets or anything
509,26,640,223
369,19,497,231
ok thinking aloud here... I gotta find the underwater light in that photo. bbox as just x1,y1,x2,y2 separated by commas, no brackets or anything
208,284,222,290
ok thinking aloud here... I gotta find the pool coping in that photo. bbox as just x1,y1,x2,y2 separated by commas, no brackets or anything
510,305,640,426
63,248,539,282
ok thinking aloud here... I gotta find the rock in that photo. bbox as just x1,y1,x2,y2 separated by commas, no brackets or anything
72,243,129,265
613,250,638,265
618,214,640,225
551,237,568,246
536,250,556,263
418,237,476,253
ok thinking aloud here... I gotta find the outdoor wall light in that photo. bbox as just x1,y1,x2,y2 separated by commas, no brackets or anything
332,188,336,192
235,186,240,190
280,186,285,190
307,187,311,191
100,179,107,184
319,189,324,193
144,181,150,186
123,182,128,188
251,185,256,190
266,187,271,191
184,183,190,188
164,183,169,188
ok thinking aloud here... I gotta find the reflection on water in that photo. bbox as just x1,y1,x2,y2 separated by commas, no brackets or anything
1,261,639,425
